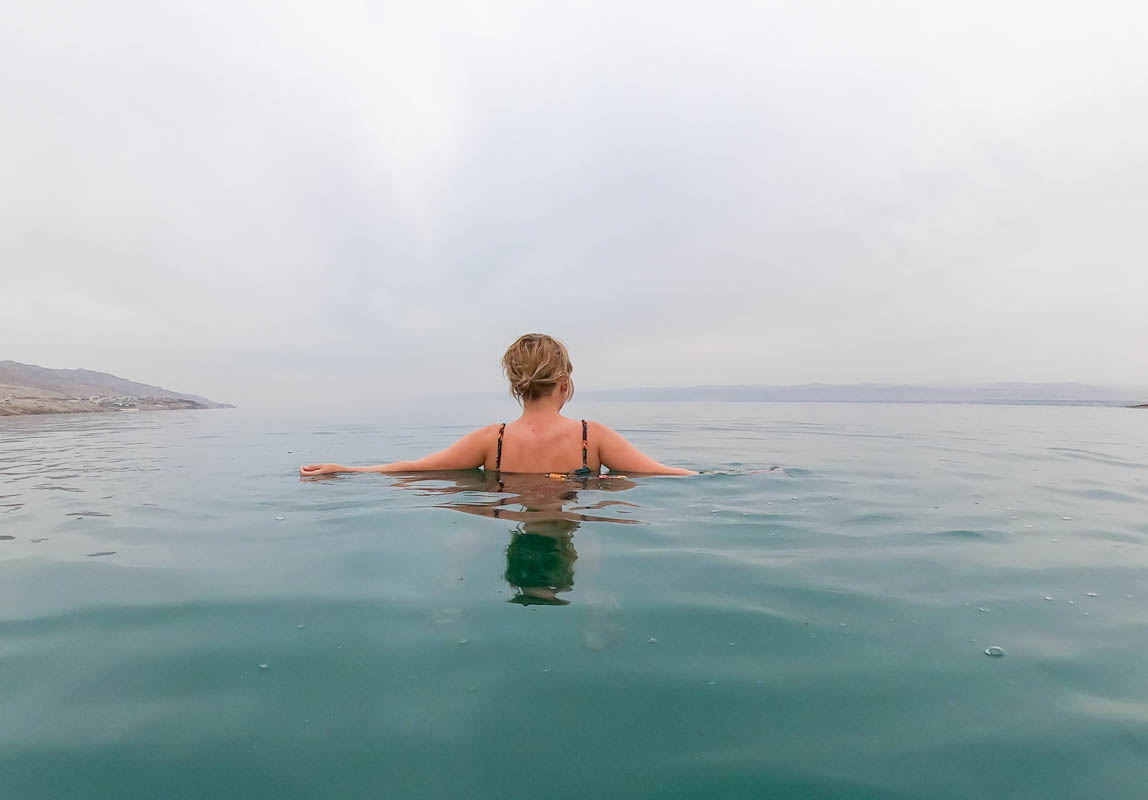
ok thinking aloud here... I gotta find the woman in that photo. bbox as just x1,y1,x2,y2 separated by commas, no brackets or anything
299,333,695,477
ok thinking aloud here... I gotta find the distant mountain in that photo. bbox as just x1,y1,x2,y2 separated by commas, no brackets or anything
584,382,1148,406
0,360,230,415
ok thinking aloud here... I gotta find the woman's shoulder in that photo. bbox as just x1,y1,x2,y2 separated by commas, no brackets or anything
583,419,617,438
459,423,504,442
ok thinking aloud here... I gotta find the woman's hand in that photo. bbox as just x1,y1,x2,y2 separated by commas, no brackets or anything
300,463,348,476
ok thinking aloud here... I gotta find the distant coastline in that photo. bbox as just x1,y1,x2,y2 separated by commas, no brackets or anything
0,360,231,417
579,382,1148,407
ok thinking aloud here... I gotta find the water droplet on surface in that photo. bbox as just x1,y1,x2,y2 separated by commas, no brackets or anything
259,663,269,670
275,516,285,521
1025,524,1033,528
1044,596,1053,601
1068,600,1075,605
984,646,1005,657
1085,592,1098,597
728,641,737,646
296,624,305,629
978,607,991,613
459,639,469,645
1062,516,1072,521
708,681,716,686
647,637,658,644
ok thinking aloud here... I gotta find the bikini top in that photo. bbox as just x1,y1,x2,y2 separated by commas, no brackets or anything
495,419,593,477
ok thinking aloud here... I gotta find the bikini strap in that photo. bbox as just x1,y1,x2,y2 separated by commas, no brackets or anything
581,419,588,470
496,423,505,471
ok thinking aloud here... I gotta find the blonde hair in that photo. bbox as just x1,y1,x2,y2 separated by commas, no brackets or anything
501,333,573,402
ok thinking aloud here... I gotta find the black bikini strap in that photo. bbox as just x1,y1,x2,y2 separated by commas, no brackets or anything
581,419,588,469
496,423,505,471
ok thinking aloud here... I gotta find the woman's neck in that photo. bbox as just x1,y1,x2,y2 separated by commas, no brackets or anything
519,399,565,421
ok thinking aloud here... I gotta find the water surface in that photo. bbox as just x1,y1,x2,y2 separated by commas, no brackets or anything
1,403,1146,798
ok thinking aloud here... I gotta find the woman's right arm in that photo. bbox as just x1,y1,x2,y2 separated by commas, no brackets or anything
595,423,696,475
299,462,405,476
299,425,496,476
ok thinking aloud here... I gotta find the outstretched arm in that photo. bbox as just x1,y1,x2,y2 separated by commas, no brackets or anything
595,423,696,476
299,426,494,476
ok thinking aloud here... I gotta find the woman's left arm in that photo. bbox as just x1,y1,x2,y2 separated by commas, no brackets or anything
299,425,494,476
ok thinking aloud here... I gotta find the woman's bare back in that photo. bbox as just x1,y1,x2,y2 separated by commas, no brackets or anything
487,416,597,473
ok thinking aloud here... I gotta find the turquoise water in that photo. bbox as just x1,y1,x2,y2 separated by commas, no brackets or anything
1,402,1146,799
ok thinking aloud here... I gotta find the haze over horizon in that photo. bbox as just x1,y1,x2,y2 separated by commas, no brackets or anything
3,1,1146,409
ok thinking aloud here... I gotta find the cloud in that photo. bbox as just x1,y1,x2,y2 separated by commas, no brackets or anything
2,0,1146,406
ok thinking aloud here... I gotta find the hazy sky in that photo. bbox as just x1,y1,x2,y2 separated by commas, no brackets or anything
2,0,1146,407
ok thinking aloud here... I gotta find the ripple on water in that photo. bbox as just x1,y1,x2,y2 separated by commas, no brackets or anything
927,528,1005,542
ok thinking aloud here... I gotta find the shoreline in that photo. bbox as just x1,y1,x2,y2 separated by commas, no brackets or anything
0,397,225,417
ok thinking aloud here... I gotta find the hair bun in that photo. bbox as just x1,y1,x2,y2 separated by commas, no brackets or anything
502,334,573,403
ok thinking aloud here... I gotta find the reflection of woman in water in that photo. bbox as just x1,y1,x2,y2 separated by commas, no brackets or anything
301,333,695,477
505,519,580,606
388,470,640,606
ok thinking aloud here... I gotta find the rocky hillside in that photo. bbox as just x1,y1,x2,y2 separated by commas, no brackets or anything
0,361,230,416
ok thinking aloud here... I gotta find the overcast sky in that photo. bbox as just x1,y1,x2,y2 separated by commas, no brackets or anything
2,0,1146,407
